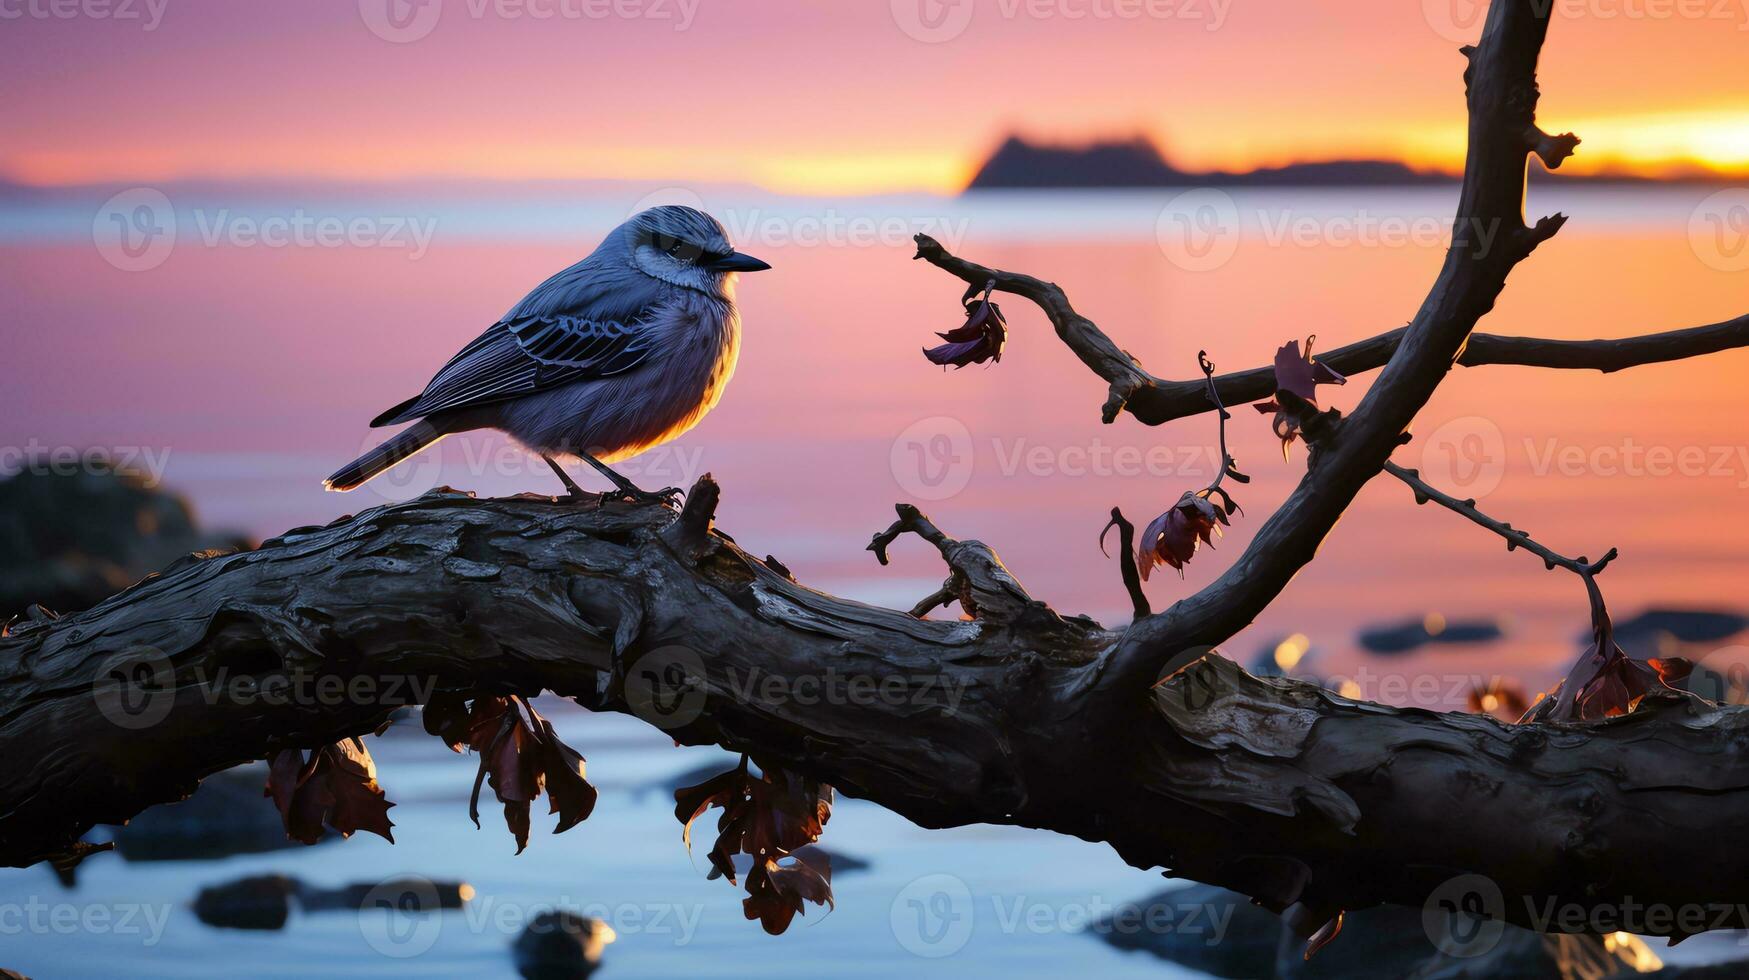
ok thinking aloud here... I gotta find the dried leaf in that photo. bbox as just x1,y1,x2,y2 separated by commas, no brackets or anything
422,690,471,752
263,738,395,845
1521,578,1694,723
923,296,1007,368
1253,336,1346,457
442,694,598,851
1137,490,1229,580
746,845,834,935
674,755,836,935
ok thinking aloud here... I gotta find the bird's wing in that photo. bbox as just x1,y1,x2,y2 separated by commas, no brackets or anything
371,259,672,427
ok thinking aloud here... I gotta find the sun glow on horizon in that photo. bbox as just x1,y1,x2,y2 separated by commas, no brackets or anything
7,109,1749,195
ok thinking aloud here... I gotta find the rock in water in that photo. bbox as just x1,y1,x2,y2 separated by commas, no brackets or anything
0,461,250,620
1093,884,1663,978
512,911,615,980
193,875,299,931
113,764,308,861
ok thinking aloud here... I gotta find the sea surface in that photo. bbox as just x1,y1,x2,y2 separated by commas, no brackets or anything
2,184,1748,976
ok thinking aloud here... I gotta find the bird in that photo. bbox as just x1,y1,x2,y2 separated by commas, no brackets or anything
325,206,769,503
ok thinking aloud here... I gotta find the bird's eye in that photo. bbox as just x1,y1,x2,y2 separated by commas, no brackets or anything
667,241,686,257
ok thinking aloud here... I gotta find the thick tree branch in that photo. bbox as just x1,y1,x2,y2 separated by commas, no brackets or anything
3,486,1747,943
1113,0,1579,688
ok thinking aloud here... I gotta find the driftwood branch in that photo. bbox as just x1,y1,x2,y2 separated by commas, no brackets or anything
915,252,1749,428
1382,460,1617,577
5,483,1749,944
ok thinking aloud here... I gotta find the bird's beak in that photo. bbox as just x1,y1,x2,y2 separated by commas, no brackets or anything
706,251,771,273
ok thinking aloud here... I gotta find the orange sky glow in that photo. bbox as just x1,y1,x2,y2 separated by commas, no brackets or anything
3,1,1747,194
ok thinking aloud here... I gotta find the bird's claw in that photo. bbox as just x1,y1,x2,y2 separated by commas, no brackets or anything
618,485,683,507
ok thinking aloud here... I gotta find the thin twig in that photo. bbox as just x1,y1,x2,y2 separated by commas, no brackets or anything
1099,508,1150,620
1382,461,1616,578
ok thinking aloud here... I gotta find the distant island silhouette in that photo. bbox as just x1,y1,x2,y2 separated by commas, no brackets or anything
963,135,1728,191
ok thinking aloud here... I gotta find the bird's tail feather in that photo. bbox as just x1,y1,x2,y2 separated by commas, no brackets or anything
324,420,446,491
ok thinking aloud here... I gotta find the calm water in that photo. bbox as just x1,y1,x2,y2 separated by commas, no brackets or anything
3,185,1747,976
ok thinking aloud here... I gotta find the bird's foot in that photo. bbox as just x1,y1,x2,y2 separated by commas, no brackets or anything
557,488,607,506
610,484,683,507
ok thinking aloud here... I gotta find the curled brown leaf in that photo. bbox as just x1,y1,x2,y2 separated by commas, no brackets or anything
1137,490,1229,580
923,293,1007,368
263,737,395,845
428,693,597,852
674,755,836,935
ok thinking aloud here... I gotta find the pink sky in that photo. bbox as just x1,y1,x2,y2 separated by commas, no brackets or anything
4,0,1749,192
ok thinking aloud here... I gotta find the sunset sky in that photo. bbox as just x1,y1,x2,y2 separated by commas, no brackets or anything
4,0,1748,194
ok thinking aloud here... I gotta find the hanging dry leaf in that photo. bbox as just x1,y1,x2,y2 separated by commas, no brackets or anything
1137,490,1232,580
674,755,836,935
1252,336,1346,458
263,737,394,845
924,294,1007,368
1521,577,1693,723
423,693,597,852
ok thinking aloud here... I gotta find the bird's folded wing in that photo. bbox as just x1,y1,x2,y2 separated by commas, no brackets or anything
371,312,661,426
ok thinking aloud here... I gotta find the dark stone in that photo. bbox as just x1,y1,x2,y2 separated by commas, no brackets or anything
193,874,472,929
1093,884,1660,979
512,910,613,980
193,875,299,931
1358,617,1505,655
313,878,470,912
1608,608,1748,658
0,463,250,620
113,764,305,861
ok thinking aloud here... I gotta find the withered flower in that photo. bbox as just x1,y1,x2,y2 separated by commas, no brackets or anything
924,292,1007,368
1137,489,1236,580
1253,336,1346,458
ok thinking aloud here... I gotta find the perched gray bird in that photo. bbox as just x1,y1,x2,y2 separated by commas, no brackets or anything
325,206,769,501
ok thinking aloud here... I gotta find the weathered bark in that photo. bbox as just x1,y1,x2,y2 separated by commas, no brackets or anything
6,0,1749,948
3,486,1746,943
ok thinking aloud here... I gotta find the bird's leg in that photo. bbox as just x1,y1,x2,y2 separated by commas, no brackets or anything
579,453,682,506
541,455,593,503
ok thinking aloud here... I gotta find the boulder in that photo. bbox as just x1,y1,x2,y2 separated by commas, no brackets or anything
0,462,249,620
113,764,304,861
512,910,615,980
